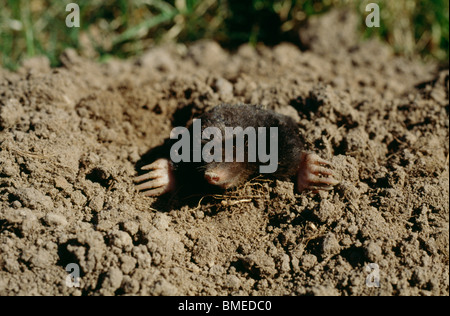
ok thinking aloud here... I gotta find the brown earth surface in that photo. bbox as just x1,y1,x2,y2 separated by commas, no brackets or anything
0,10,448,295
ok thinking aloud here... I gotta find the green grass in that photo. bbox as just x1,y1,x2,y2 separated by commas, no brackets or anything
0,0,448,70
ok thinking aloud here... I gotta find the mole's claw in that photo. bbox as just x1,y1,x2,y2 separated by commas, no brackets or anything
134,169,163,183
141,187,171,197
134,158,175,196
309,164,334,176
141,159,167,171
135,176,168,191
296,153,339,193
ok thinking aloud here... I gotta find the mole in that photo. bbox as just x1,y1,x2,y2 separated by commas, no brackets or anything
134,104,339,196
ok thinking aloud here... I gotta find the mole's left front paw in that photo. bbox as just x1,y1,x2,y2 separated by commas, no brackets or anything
296,153,339,193
134,158,176,196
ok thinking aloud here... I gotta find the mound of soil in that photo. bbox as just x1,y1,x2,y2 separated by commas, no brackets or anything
0,10,448,295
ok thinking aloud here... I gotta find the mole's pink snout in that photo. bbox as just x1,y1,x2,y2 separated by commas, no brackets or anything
205,172,221,185
204,168,235,189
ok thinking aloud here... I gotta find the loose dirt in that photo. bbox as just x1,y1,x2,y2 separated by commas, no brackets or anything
0,10,448,295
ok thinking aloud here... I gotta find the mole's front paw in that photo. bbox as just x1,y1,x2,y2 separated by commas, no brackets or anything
134,158,176,196
296,153,339,193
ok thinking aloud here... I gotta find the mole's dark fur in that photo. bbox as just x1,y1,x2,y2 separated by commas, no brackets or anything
174,104,303,189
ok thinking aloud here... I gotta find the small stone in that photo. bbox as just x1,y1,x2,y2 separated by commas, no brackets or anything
226,275,241,290
54,176,71,190
1,160,18,177
301,254,317,269
214,77,233,97
315,199,335,223
321,233,340,257
29,249,52,268
14,187,54,210
121,276,139,294
122,221,139,236
152,279,178,296
44,213,68,227
102,267,123,292
88,194,104,212
120,255,137,275
11,200,22,209
307,285,340,296
192,235,219,267
279,254,291,272
153,213,170,230
110,231,133,251
0,98,24,129
241,251,277,278
364,241,382,262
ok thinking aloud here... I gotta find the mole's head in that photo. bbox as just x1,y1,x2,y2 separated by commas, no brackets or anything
193,104,265,189
203,161,254,189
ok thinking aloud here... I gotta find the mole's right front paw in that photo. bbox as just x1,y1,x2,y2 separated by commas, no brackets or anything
134,158,176,196
296,153,339,193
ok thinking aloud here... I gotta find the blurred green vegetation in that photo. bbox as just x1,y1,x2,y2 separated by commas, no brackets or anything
0,0,448,70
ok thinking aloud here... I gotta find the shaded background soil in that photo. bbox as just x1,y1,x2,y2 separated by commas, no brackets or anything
0,10,448,295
